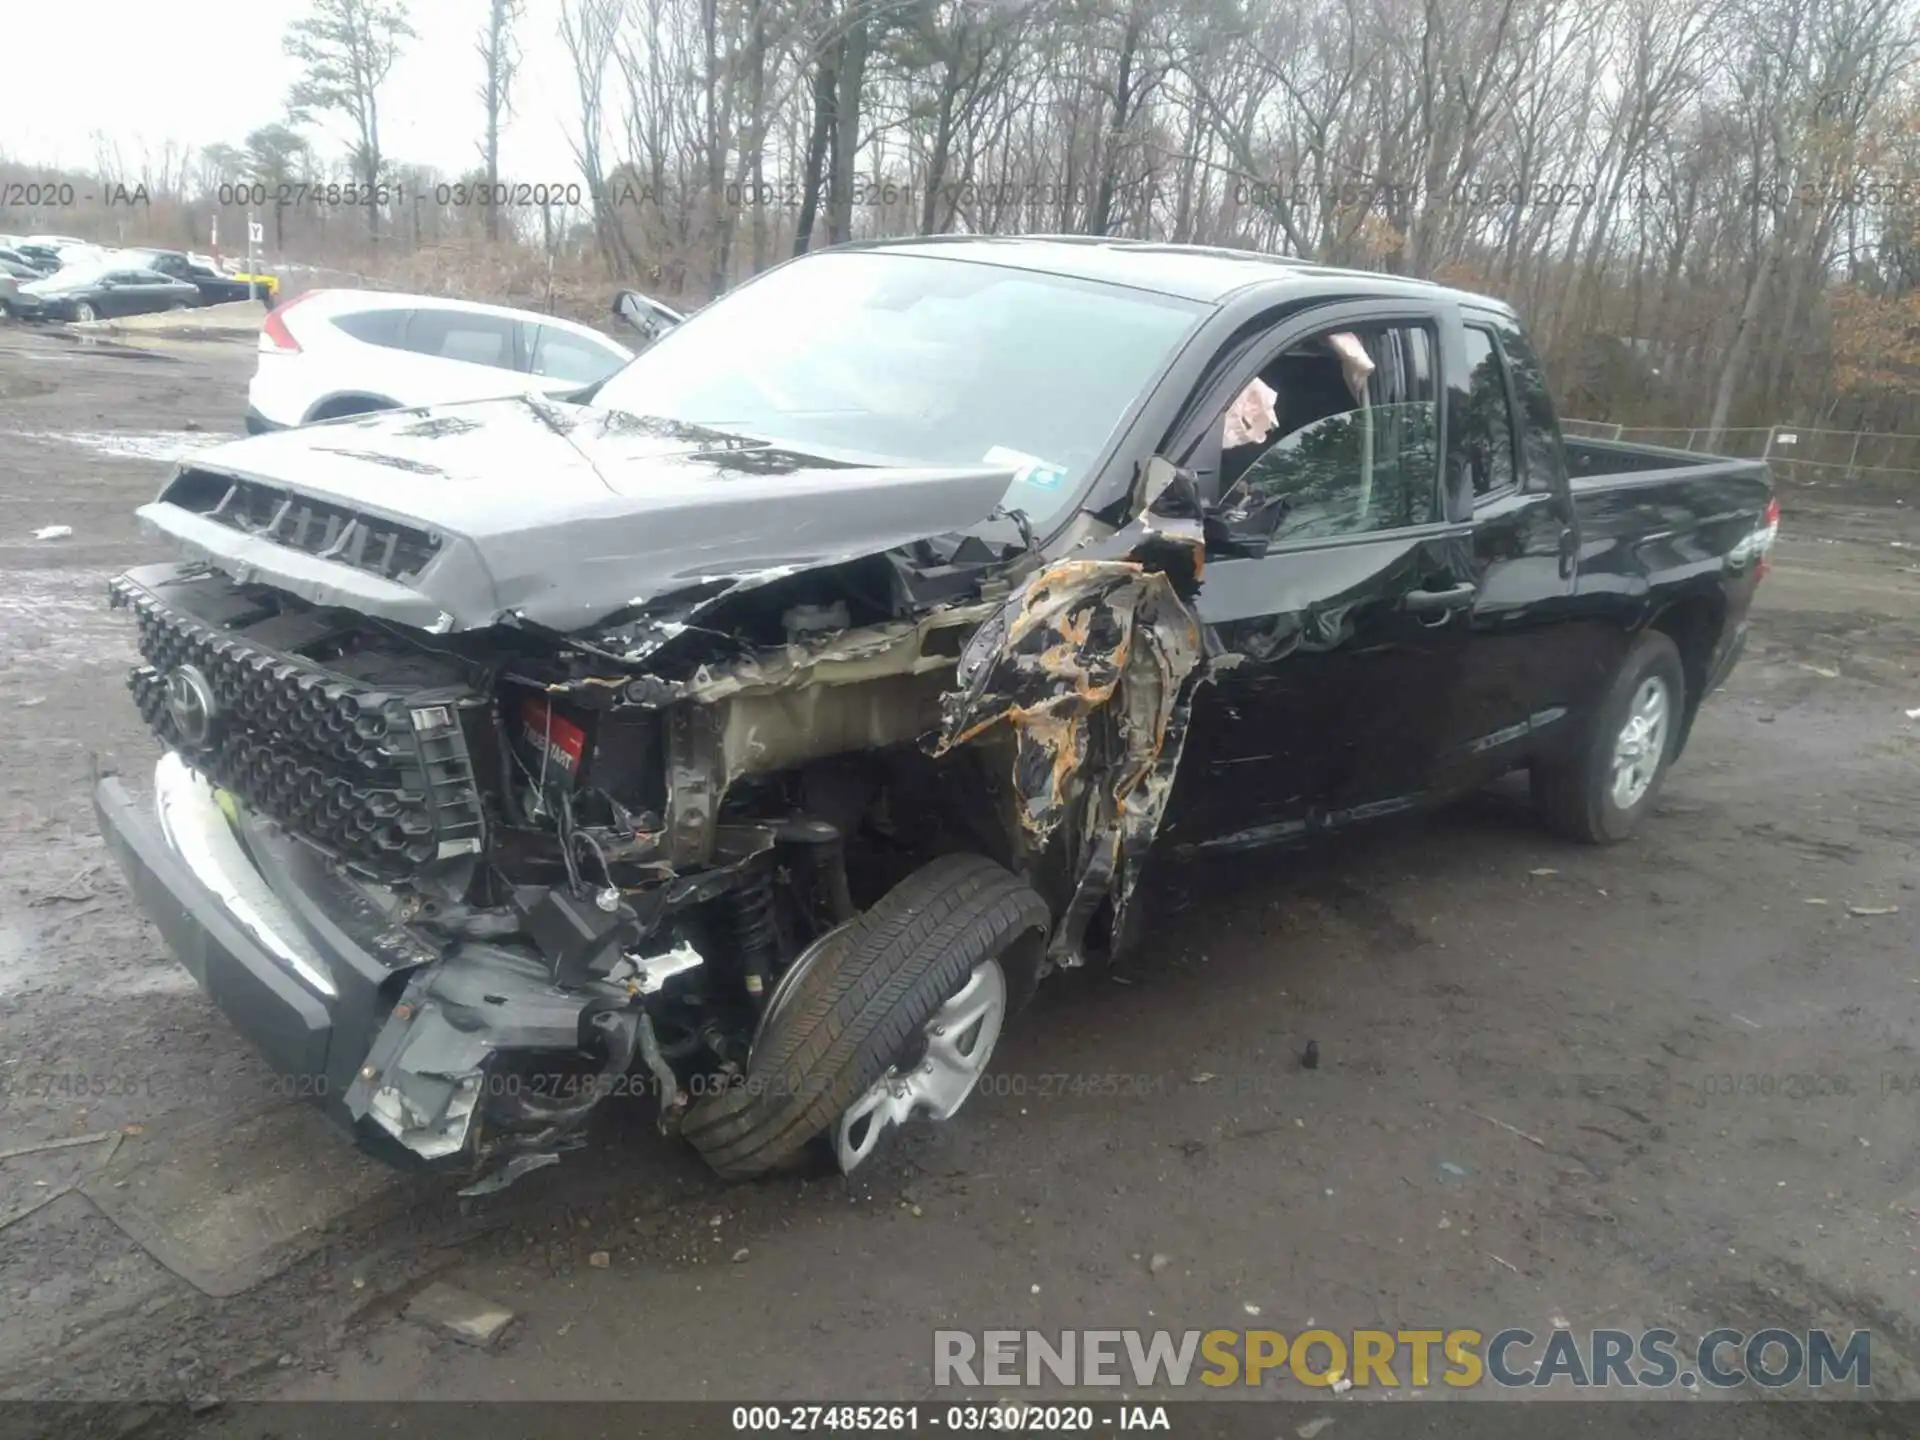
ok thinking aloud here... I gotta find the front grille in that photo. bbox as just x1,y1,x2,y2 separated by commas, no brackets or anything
113,576,484,877
159,469,442,583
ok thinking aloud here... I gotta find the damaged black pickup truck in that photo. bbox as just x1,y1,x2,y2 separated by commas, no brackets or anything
95,237,1778,1188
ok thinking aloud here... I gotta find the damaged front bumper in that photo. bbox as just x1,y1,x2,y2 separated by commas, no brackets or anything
95,753,661,1170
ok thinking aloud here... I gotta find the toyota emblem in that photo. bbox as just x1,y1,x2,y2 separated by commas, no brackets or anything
165,665,220,747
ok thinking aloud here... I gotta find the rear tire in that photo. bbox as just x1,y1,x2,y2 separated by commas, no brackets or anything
682,854,1050,1181
1531,629,1686,844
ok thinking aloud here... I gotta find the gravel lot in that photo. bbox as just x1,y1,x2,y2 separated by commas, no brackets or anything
1,323,1918,1432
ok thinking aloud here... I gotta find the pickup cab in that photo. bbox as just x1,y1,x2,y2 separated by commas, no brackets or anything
92,238,1775,1189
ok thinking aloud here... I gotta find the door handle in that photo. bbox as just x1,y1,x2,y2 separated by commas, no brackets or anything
1401,582,1476,614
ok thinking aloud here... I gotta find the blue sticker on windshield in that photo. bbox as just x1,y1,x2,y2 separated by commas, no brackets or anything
983,445,1067,491
1021,464,1067,490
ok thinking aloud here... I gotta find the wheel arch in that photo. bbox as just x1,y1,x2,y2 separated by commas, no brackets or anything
1642,587,1727,755
302,392,400,424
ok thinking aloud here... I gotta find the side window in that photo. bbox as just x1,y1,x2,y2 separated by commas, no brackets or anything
1222,321,1443,546
530,326,625,384
1460,326,1518,498
331,308,409,349
404,307,520,370
1489,317,1565,489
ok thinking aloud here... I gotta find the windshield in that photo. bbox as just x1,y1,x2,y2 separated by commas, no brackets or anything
590,251,1206,525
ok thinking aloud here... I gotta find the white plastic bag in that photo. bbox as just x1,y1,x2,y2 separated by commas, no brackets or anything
1222,377,1279,448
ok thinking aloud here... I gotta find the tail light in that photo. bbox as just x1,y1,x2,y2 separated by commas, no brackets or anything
258,289,322,354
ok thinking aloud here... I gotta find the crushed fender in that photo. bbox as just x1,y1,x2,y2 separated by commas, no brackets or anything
931,532,1209,967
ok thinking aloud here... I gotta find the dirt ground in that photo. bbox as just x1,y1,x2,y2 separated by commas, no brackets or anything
2,323,1919,1431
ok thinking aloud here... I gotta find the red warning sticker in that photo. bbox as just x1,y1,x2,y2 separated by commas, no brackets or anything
521,697,586,776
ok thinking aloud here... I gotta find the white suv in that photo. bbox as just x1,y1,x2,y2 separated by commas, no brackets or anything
245,289,636,432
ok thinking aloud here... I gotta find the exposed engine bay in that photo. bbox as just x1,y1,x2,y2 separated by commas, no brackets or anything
106,445,1212,1185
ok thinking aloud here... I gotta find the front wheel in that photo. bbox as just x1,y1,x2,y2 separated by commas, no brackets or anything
1531,629,1686,843
682,853,1051,1180
71,300,97,323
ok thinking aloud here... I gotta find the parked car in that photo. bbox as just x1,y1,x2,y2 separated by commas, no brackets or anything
226,268,281,302
12,244,67,272
0,257,42,317
243,289,637,431
94,238,1776,1193
14,240,106,273
111,247,270,306
11,263,204,322
0,244,53,274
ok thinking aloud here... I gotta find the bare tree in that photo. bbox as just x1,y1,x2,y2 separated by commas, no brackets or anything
477,0,527,242
284,0,417,239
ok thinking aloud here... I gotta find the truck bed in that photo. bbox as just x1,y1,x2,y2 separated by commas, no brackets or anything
1564,435,1769,489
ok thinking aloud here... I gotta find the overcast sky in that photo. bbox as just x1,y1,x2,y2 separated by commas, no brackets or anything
0,0,583,184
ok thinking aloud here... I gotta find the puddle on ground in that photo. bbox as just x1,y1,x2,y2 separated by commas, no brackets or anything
2,430,234,463
0,568,135,672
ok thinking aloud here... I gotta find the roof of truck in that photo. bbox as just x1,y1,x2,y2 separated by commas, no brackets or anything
852,234,1513,312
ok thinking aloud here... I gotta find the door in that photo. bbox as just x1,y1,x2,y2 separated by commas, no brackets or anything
1153,302,1481,856
95,271,147,317
1432,311,1583,789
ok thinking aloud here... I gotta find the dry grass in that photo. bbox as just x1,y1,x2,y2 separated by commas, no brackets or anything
271,240,698,336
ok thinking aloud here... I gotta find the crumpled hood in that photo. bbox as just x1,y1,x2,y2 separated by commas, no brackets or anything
135,394,1018,633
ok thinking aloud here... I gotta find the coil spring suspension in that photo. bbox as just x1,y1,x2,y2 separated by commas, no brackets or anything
728,865,779,1009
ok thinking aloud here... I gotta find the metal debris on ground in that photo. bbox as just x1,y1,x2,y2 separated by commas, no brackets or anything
1850,905,1901,917
1465,1107,1547,1148
405,1281,517,1348
457,1151,560,1197
31,525,73,540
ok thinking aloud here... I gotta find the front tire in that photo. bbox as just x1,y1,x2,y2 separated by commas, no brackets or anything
71,301,97,323
1531,629,1686,843
682,854,1051,1180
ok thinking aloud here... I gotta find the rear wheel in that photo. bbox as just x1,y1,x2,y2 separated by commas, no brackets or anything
1531,629,1686,843
682,853,1050,1180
